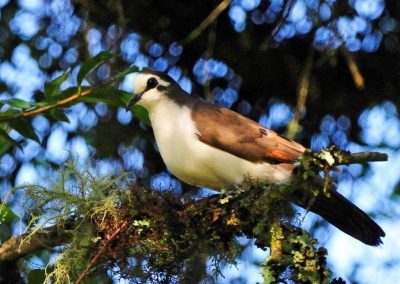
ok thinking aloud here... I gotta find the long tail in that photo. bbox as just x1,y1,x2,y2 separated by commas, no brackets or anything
294,190,385,246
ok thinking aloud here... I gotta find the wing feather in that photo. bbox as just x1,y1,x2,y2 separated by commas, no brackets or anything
191,102,305,164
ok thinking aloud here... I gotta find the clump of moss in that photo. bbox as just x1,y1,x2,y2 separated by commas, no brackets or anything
16,158,128,283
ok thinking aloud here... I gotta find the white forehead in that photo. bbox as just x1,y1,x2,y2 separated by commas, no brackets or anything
133,72,169,94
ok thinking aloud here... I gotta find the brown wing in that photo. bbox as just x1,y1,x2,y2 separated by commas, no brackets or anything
192,101,306,164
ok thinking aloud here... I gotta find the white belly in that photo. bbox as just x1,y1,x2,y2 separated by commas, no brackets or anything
150,100,292,190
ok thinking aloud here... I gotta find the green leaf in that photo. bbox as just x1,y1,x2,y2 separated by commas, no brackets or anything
112,65,139,82
76,87,150,125
132,105,151,126
44,71,70,100
0,203,18,225
48,109,70,123
27,269,46,284
118,89,134,105
9,119,40,142
78,87,129,106
0,127,20,149
29,102,47,107
0,108,21,118
0,138,12,156
77,51,114,86
2,98,32,109
118,89,150,125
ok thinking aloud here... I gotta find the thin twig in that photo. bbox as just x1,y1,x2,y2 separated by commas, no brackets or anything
334,151,388,165
271,0,295,38
340,45,365,90
286,44,314,139
204,21,218,102
263,0,295,48
0,69,124,122
328,5,365,91
74,220,128,284
24,89,93,117
181,0,231,46
0,88,94,122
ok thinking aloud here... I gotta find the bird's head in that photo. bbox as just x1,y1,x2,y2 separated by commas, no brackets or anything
127,70,177,110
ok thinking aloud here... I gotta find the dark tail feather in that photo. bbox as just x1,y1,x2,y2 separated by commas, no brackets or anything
296,191,385,246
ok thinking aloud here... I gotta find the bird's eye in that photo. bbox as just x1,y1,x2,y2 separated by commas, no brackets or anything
147,77,158,89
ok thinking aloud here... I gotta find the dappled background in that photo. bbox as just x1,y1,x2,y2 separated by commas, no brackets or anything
0,0,400,283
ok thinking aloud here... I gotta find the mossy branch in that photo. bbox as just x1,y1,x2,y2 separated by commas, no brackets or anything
0,147,388,282
0,217,78,261
310,145,388,167
326,150,388,165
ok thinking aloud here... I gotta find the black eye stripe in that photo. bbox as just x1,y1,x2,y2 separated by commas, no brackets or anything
157,85,167,91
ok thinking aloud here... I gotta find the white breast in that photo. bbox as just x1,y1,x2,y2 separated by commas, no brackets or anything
150,99,292,190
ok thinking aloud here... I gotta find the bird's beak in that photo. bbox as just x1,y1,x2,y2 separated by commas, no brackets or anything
126,92,143,110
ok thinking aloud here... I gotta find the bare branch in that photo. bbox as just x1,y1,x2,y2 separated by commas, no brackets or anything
264,0,296,47
181,0,231,46
286,44,314,139
341,45,365,90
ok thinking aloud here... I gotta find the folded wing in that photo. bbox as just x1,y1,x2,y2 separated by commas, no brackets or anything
191,102,305,164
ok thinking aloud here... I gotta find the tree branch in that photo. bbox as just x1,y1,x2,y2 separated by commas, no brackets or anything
263,0,295,48
0,147,388,282
341,45,365,90
181,0,231,45
286,43,314,139
313,146,388,167
0,218,78,261
0,88,94,122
